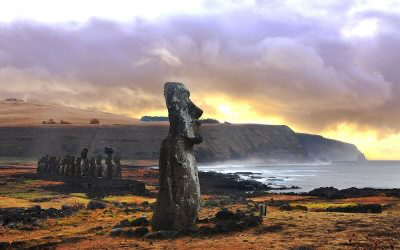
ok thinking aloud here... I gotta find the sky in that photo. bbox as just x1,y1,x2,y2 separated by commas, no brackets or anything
0,0,400,160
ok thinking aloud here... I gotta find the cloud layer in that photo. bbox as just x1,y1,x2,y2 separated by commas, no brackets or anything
0,1,400,154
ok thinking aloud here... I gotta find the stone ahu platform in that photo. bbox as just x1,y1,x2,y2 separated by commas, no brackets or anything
26,173,146,196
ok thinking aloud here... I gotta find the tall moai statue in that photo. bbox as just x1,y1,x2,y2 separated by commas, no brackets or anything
104,147,114,179
60,155,67,175
95,154,103,177
55,156,61,174
48,156,56,174
151,82,203,231
113,152,122,179
69,156,76,176
89,156,96,178
80,148,89,177
64,156,70,176
74,157,82,176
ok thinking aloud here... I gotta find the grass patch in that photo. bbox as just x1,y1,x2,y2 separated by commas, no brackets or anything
70,193,88,199
102,195,155,204
293,202,357,210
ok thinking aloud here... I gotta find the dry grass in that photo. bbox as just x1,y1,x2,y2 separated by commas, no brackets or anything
1,164,399,249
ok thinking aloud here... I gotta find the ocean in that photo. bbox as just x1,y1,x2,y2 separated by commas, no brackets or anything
198,161,400,192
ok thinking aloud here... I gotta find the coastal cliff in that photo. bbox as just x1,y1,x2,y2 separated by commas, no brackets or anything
296,133,366,162
0,124,363,163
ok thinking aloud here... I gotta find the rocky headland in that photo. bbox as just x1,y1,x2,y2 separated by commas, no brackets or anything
0,124,364,163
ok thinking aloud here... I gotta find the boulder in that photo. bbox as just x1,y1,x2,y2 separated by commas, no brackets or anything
134,227,149,237
87,200,106,210
130,217,150,227
110,228,122,237
215,209,235,221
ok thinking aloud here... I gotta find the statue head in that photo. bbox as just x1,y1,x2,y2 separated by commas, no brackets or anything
81,148,88,159
164,82,203,144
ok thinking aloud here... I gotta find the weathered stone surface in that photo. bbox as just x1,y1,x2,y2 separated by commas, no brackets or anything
89,156,96,178
151,82,203,232
95,154,103,177
104,147,113,179
74,157,82,176
113,153,122,179
87,200,106,210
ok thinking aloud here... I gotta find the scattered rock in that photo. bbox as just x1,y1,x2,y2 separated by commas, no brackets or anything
130,217,150,227
215,209,235,221
145,230,179,239
87,200,106,210
280,204,292,211
0,242,10,249
110,228,123,237
119,219,131,227
134,227,149,237
215,220,236,233
7,222,17,229
326,204,382,213
121,229,135,237
198,226,214,235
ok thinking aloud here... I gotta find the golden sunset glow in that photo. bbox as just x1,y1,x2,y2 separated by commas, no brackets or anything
1,0,399,160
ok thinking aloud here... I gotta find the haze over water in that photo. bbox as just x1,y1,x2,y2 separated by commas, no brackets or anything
199,161,400,192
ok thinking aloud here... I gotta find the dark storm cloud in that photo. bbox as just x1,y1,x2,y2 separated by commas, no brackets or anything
0,3,398,133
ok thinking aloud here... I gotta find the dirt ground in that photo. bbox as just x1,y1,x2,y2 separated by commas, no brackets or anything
0,162,399,250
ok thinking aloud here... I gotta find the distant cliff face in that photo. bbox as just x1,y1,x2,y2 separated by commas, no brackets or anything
296,133,365,162
0,125,364,163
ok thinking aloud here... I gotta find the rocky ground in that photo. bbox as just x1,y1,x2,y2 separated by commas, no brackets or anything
0,162,399,249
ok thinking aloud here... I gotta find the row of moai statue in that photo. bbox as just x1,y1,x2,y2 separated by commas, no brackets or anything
37,147,122,179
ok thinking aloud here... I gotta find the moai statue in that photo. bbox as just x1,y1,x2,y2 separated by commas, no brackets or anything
59,156,66,175
151,82,203,231
74,157,82,176
43,155,50,173
112,152,122,179
104,147,114,179
68,156,76,176
55,156,62,175
63,155,71,176
95,154,103,177
89,156,96,178
37,156,45,174
80,148,89,177
48,156,56,174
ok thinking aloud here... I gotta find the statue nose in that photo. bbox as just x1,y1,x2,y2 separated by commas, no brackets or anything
190,103,203,119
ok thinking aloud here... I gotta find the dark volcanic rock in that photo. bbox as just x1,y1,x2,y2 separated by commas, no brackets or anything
199,171,271,195
110,228,122,237
308,187,400,199
308,187,340,199
151,82,203,232
326,204,382,213
198,226,215,235
130,217,150,227
87,200,106,210
134,227,149,237
0,205,78,229
215,209,235,221
215,220,236,233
